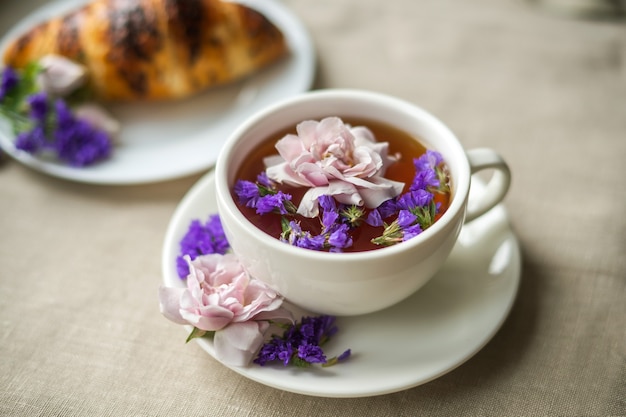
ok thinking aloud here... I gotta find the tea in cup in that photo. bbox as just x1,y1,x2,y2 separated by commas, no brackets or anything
215,89,510,315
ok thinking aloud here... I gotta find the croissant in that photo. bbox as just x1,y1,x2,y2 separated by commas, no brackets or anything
2,0,288,101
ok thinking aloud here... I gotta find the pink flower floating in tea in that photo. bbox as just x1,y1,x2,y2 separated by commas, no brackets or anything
264,117,405,217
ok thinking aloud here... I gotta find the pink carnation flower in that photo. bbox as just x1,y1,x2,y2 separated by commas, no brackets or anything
159,254,292,366
264,117,404,217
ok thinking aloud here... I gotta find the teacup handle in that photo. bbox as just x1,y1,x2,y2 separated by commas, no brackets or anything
465,148,511,222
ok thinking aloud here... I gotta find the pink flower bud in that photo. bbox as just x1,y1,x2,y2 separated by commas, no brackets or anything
36,54,87,96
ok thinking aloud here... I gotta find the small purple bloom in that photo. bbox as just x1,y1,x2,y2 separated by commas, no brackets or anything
297,343,326,363
402,224,423,241
302,315,337,343
254,314,347,368
366,209,383,227
277,341,294,366
397,210,417,228
398,189,433,210
49,99,112,166
378,199,398,218
234,180,260,207
414,150,443,172
328,224,352,249
337,349,351,362
256,191,292,215
411,168,439,191
176,215,229,278
317,195,337,212
54,117,112,166
256,171,272,188
15,126,46,153
296,233,326,251
255,337,294,366
55,98,73,127
0,66,18,101
27,92,49,123
321,210,339,230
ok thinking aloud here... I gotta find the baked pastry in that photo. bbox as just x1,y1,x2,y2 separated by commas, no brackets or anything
2,0,288,101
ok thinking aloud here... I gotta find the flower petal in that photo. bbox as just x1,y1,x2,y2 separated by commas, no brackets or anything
213,321,270,366
36,54,87,96
158,286,187,325
180,303,234,331
74,104,120,138
357,177,405,208
252,306,294,323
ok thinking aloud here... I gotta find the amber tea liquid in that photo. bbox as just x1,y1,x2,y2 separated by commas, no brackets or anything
233,117,450,252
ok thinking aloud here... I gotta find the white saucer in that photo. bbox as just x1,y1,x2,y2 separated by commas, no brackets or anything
0,0,315,184
161,170,521,398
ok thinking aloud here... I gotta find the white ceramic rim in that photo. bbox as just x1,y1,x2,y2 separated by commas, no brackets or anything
215,89,471,263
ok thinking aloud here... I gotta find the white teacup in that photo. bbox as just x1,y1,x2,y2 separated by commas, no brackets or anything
215,89,510,316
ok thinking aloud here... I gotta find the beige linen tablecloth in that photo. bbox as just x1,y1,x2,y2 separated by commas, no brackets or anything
1,0,625,415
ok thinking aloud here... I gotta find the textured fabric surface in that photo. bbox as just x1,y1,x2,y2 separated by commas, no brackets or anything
1,0,625,416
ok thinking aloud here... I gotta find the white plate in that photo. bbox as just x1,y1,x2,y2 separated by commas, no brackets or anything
0,0,315,184
161,170,521,398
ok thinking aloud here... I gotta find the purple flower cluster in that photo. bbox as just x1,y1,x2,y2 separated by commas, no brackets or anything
368,150,448,246
176,214,230,278
174,213,353,368
235,176,355,252
15,94,111,166
233,150,449,250
234,173,297,215
281,195,354,252
0,66,112,167
254,315,351,367
0,67,18,101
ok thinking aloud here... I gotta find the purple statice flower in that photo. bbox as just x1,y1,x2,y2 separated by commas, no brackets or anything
294,232,326,251
378,198,398,218
414,149,443,172
234,177,296,215
366,208,383,227
255,337,293,366
397,210,417,228
56,123,109,165
14,126,46,153
321,209,340,230
256,191,293,215
402,223,423,241
27,92,48,123
301,315,338,343
412,150,450,194
318,195,355,251
371,194,432,246
327,223,352,251
337,349,352,361
256,171,272,188
0,66,18,101
234,180,260,207
2,67,113,167
297,343,326,364
411,167,439,191
176,214,229,279
53,112,112,166
317,194,337,213
254,315,349,368
281,220,325,250
398,189,433,210
280,196,354,252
